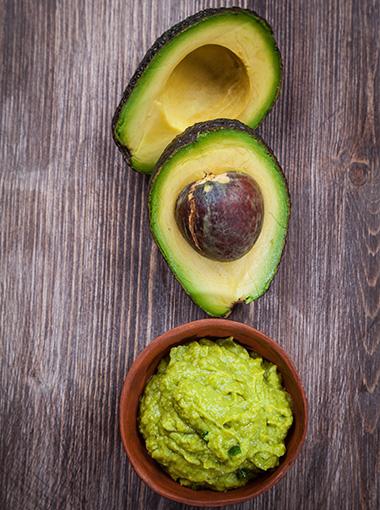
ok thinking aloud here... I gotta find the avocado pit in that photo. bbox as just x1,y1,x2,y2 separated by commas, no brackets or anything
175,171,263,261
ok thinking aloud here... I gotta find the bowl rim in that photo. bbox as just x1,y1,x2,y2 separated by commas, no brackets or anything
119,318,308,507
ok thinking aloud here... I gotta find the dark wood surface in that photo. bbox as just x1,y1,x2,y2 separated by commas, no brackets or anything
0,1,379,509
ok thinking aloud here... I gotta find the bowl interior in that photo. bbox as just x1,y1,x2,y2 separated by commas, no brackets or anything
119,319,307,507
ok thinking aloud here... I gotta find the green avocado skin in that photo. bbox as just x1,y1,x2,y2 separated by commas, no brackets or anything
112,7,282,174
139,338,293,491
148,119,291,318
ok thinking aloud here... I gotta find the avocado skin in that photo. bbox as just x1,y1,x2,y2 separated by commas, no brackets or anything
112,7,282,172
149,119,291,317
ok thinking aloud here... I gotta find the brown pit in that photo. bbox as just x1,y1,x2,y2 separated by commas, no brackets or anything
175,171,263,262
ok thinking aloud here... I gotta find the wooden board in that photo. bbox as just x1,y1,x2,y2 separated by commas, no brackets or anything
0,1,378,508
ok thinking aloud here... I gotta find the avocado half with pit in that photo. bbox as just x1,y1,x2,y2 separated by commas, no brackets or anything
149,120,290,317
113,8,281,174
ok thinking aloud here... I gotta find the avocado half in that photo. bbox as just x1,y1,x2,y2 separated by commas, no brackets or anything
113,8,281,174
149,120,290,317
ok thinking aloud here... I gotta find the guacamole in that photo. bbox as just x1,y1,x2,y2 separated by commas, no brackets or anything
138,338,293,491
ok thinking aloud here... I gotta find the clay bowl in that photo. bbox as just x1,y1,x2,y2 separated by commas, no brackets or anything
119,319,307,507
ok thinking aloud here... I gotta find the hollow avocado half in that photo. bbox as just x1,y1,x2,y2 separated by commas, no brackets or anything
113,8,281,174
149,120,290,317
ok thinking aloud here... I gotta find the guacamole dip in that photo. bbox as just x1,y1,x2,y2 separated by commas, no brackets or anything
138,338,293,491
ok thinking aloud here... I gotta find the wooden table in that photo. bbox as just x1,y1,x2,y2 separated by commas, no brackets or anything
1,1,378,509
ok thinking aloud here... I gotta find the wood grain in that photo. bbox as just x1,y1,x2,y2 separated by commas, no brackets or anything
0,1,378,509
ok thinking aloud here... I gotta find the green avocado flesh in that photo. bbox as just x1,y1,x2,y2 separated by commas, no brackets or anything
139,338,293,491
114,9,281,173
149,123,290,317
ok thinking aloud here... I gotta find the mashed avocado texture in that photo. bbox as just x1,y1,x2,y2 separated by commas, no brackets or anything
139,338,293,491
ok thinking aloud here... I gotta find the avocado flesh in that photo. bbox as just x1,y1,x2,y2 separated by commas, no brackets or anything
114,9,281,173
149,121,290,317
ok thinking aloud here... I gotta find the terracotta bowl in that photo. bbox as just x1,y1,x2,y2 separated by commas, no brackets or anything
119,319,307,507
